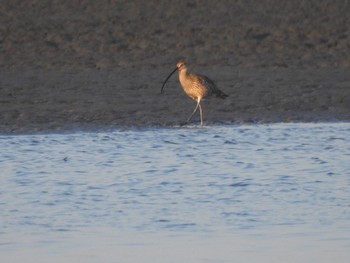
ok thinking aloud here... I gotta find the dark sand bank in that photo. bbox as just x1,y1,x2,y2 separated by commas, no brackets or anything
0,1,349,133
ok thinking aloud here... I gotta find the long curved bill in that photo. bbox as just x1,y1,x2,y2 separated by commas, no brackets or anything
160,67,178,94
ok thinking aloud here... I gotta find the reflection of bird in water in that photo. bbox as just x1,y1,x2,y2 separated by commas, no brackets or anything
161,60,228,126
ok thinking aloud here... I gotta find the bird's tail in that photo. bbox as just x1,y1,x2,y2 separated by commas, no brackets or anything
215,90,228,99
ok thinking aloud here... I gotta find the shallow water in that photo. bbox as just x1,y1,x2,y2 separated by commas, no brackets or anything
1,123,350,263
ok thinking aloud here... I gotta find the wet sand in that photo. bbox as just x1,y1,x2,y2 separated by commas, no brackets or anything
1,1,349,133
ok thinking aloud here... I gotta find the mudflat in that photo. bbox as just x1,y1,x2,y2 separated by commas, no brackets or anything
1,1,349,133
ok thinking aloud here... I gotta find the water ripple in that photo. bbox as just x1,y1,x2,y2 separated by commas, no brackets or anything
1,123,350,262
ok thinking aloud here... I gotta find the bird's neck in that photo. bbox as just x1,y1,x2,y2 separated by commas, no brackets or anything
179,68,188,81
179,68,192,91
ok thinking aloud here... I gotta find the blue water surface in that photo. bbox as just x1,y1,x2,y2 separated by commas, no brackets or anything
1,123,350,263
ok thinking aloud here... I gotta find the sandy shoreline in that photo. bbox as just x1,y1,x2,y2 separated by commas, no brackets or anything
1,66,349,134
1,1,349,133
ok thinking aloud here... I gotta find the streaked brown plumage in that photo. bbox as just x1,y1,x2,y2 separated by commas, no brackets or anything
161,60,228,126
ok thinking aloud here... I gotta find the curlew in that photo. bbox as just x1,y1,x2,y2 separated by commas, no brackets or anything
161,60,228,126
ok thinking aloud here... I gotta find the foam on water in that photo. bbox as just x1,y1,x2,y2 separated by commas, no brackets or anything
1,123,350,263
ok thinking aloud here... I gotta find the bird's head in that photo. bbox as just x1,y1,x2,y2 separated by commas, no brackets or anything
176,60,187,71
161,60,187,94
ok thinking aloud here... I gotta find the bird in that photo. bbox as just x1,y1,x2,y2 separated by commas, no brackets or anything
161,60,228,126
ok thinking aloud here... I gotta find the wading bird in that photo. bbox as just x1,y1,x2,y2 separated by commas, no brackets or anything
161,60,228,126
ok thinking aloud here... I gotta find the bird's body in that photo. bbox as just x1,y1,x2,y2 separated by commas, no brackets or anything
179,68,228,101
161,60,228,126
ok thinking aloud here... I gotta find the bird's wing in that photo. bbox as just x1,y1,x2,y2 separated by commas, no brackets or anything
197,74,217,89
197,74,228,98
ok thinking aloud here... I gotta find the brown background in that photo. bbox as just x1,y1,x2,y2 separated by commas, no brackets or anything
1,0,349,133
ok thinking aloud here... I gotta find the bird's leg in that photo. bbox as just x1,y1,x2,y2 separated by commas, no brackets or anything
198,102,203,126
187,101,200,123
